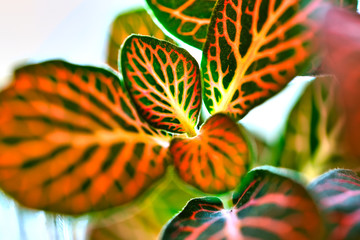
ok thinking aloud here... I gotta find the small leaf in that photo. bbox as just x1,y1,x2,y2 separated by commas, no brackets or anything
0,60,171,214
309,169,360,239
145,0,217,49
201,0,329,121
107,8,175,70
170,114,249,193
121,35,201,136
162,166,324,240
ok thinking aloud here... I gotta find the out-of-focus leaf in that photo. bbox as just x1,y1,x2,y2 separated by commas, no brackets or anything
309,169,360,239
121,35,201,136
87,170,204,240
0,60,171,214
161,166,324,240
278,76,355,179
107,8,174,70
170,114,249,193
318,8,360,160
145,0,217,49
201,0,330,121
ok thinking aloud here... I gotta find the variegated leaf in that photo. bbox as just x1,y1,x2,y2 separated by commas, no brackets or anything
121,35,201,136
202,0,330,121
0,60,171,214
170,114,249,193
145,0,217,49
309,169,360,239
278,76,353,179
107,8,175,70
162,166,324,240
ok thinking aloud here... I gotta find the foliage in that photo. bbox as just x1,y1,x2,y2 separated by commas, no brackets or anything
0,0,360,239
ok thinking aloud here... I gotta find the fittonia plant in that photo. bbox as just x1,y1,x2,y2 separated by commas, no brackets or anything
0,0,359,239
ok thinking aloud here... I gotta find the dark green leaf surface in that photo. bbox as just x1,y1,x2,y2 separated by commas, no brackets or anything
121,35,201,136
309,169,360,240
162,167,324,240
145,0,217,49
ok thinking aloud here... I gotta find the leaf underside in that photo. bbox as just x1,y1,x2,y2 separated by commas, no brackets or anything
145,0,217,49
0,60,171,214
202,0,328,121
170,114,249,193
309,169,360,240
121,35,202,135
107,8,174,70
162,167,324,240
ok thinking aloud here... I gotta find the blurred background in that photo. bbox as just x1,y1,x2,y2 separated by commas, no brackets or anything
1,1,358,239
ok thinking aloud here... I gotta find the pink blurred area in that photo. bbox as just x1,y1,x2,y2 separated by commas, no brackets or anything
319,7,360,161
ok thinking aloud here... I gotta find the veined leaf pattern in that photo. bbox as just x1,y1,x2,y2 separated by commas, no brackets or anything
202,0,329,120
278,76,351,179
170,114,249,193
107,8,174,70
121,35,201,136
309,169,360,239
162,167,324,240
0,60,171,214
145,0,217,49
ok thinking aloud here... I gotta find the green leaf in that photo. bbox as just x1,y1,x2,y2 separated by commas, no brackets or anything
87,169,204,239
121,35,202,136
278,76,354,179
201,0,329,121
107,8,175,70
161,166,324,239
0,60,171,214
170,114,250,193
145,0,217,49
309,169,360,239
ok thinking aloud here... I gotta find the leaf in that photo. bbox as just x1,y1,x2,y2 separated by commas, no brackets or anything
170,114,249,193
309,169,360,239
107,8,175,70
277,76,353,179
145,0,217,49
201,0,329,121
121,35,202,136
0,60,171,214
161,166,324,240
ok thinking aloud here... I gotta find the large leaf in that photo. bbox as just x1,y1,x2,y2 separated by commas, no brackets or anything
161,166,324,239
277,76,354,179
201,0,329,121
170,114,250,193
0,60,171,214
145,0,217,49
107,8,175,70
309,169,360,239
121,35,201,136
